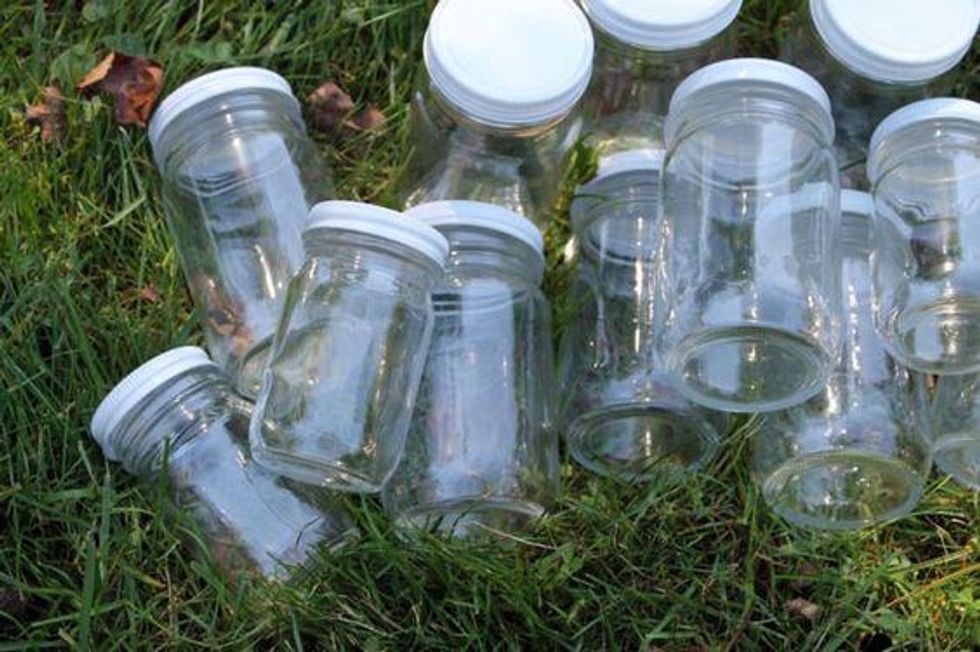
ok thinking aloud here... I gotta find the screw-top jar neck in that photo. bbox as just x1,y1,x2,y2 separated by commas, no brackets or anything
840,190,873,259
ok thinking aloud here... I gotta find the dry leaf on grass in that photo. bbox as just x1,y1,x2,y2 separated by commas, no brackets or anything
25,85,66,142
77,52,163,127
345,105,385,132
785,597,822,623
307,81,385,134
139,285,161,303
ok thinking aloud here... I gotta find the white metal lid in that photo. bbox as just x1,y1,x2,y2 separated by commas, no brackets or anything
840,189,873,217
90,347,216,459
809,0,980,84
306,201,449,267
405,200,544,257
581,0,742,51
148,67,297,156
423,0,594,128
665,58,833,144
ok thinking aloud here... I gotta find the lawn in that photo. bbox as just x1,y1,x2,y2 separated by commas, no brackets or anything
2,0,979,648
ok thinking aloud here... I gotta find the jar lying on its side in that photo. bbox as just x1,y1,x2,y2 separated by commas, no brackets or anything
150,67,335,398
930,374,980,491
89,347,355,578
383,201,559,536
251,202,449,493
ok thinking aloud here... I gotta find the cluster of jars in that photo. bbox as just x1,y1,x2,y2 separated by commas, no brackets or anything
89,0,980,576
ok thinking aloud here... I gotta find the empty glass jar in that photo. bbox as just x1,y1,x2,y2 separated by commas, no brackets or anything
780,0,980,185
383,201,559,536
89,347,355,578
397,0,593,226
867,99,980,375
149,67,335,398
250,201,448,492
559,152,727,480
659,59,841,413
930,375,980,490
580,0,741,160
750,191,932,530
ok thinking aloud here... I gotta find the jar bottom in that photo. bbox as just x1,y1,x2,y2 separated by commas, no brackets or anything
567,405,719,481
250,435,385,494
932,434,980,490
394,498,546,538
894,297,980,374
669,326,830,413
234,337,273,400
761,451,924,531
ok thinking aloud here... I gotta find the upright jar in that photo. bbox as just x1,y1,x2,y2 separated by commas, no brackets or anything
579,0,741,160
397,0,594,227
780,0,980,185
383,201,559,536
659,59,841,413
930,374,980,490
560,153,728,480
149,67,335,399
867,99,980,375
750,192,932,531
250,201,448,493
89,347,355,578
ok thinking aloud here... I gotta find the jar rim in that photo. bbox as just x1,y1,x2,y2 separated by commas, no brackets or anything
581,0,742,51
405,201,543,258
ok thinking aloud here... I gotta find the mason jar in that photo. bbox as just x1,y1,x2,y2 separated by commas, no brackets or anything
397,0,593,227
579,0,741,161
750,191,932,531
89,347,355,578
930,374,980,490
149,67,335,399
382,201,559,536
250,201,449,493
867,99,980,375
780,0,980,186
559,152,727,480
659,58,841,413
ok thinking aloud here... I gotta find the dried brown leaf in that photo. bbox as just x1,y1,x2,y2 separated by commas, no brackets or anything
25,85,66,142
345,105,386,132
786,597,822,623
77,52,164,127
307,81,355,132
139,285,161,303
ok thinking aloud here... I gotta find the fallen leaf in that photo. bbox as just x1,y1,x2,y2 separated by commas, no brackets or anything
344,105,386,132
77,52,163,127
139,285,160,303
785,597,822,624
307,81,354,132
25,85,66,142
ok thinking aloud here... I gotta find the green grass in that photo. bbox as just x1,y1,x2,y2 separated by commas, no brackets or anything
2,0,979,648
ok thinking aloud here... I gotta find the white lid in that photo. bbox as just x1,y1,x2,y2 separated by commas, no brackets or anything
868,98,980,180
148,67,297,155
840,190,873,217
596,148,664,179
306,201,449,267
666,58,833,143
423,0,594,128
809,0,980,83
90,347,215,459
405,200,543,256
582,0,742,51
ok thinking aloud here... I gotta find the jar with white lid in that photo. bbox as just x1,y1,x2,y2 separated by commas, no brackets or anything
579,0,742,161
868,98,980,375
397,0,594,227
149,67,335,399
659,59,841,413
250,201,449,493
89,347,355,578
780,0,980,185
382,201,558,536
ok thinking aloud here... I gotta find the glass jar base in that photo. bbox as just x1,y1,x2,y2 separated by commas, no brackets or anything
761,451,924,531
234,338,273,400
567,405,719,481
893,298,980,374
250,438,384,494
394,498,545,538
933,434,980,490
669,326,830,413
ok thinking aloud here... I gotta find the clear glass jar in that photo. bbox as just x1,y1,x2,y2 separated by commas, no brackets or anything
780,0,980,187
750,191,932,530
559,153,728,480
250,201,449,493
382,201,559,536
659,59,842,413
396,0,593,228
930,375,980,490
867,99,980,375
149,67,335,399
88,347,355,578
579,0,741,160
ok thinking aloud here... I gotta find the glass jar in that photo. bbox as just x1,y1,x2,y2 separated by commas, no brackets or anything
149,67,335,399
930,375,980,490
397,0,593,228
780,0,980,187
250,201,449,493
867,99,980,375
750,191,932,530
559,152,728,480
88,347,355,578
659,59,841,413
382,201,559,536
579,0,741,160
